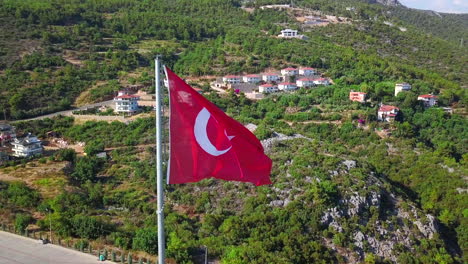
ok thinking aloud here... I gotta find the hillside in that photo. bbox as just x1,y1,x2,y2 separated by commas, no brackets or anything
0,0,466,263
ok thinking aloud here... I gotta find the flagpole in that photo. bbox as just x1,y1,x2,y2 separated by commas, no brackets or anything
155,56,165,264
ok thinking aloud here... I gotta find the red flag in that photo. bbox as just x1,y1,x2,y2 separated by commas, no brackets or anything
165,67,272,186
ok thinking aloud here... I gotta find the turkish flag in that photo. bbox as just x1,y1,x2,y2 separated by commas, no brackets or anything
165,67,272,186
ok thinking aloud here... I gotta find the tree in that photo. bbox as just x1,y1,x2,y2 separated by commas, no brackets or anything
132,227,158,254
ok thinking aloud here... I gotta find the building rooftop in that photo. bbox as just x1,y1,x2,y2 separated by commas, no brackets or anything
418,94,438,99
259,84,275,87
282,67,297,71
115,94,140,99
279,82,296,85
379,105,400,112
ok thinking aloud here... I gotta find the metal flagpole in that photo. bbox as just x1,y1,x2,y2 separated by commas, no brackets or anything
155,56,165,264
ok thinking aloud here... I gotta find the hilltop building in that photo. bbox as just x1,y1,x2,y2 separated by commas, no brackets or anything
12,134,43,158
0,123,16,146
278,82,297,91
377,104,399,122
281,67,298,76
114,90,140,114
417,94,438,107
313,77,330,86
278,29,308,40
243,74,261,84
395,83,411,96
349,91,367,103
262,73,280,82
299,67,316,76
296,78,315,88
222,75,241,84
259,84,278,93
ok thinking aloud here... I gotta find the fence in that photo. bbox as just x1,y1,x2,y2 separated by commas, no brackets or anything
0,223,155,264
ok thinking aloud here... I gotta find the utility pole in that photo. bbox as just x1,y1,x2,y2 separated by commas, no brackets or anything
204,245,208,264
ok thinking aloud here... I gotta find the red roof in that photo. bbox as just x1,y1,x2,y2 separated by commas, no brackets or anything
282,67,297,71
224,75,240,78
193,87,203,92
418,94,438,99
297,78,314,81
263,73,279,76
300,67,316,70
388,114,397,117
260,84,275,87
379,105,399,112
279,82,296,85
115,95,139,99
350,92,367,95
244,74,260,78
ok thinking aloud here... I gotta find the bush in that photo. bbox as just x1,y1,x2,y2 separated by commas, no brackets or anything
15,213,33,233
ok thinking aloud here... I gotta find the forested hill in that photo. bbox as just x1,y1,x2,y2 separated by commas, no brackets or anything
0,1,467,263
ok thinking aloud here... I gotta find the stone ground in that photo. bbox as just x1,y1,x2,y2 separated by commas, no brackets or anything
0,231,115,264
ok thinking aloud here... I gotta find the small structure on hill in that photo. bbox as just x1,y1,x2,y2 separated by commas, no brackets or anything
278,29,308,40
296,78,315,88
222,75,241,84
0,123,16,146
395,83,411,96
259,84,278,93
281,67,298,76
262,73,280,82
278,82,298,91
313,77,330,86
377,104,399,122
243,74,261,84
12,133,43,158
114,90,140,114
349,91,367,103
417,94,438,107
299,67,316,76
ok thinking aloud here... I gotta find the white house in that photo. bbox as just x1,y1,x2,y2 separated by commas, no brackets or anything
296,78,315,88
349,91,367,103
313,77,330,86
114,91,140,114
279,29,298,38
243,74,261,84
299,67,317,76
278,82,297,91
262,73,280,82
12,134,43,158
377,105,399,122
395,83,411,96
259,84,278,93
281,67,298,76
418,94,438,107
222,75,241,84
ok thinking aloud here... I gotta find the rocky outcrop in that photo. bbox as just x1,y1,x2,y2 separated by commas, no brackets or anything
366,0,401,7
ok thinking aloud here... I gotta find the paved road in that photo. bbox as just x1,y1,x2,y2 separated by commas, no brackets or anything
14,100,114,122
0,231,115,264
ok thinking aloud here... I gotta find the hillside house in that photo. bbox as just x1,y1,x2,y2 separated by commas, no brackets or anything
281,67,298,76
349,91,367,103
296,78,315,88
259,84,278,93
395,83,411,96
243,74,261,84
313,77,330,86
417,94,438,107
377,105,399,122
0,123,16,146
262,73,280,82
12,134,43,158
114,91,140,114
222,75,241,84
299,67,317,76
278,29,307,40
278,82,297,91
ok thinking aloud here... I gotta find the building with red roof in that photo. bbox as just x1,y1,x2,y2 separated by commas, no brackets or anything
281,67,298,76
377,104,399,122
262,73,280,82
114,91,140,114
299,67,317,76
349,91,367,103
222,75,241,84
243,74,261,84
278,82,297,91
296,78,315,87
417,94,438,107
258,84,278,93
